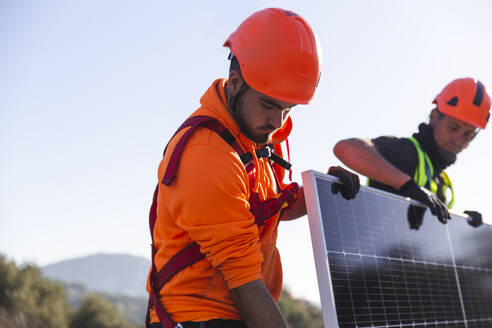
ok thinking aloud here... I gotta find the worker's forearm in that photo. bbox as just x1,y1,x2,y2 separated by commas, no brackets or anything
281,187,306,221
333,138,410,189
230,279,288,328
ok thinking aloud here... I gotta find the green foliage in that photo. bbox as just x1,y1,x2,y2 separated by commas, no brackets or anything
0,254,324,328
105,294,147,326
0,255,135,328
0,255,70,328
278,289,324,328
70,294,133,328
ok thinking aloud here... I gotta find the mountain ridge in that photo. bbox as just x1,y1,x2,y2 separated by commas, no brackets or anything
41,253,150,297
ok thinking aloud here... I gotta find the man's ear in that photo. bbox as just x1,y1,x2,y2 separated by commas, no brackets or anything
227,70,245,97
429,108,439,126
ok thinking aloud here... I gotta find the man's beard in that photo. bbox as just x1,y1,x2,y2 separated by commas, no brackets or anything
232,100,273,145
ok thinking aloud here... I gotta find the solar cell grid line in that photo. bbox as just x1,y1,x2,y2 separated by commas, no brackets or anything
405,259,426,323
330,253,357,326
420,259,438,322
377,257,401,325
344,183,384,326
372,190,409,327
393,255,414,324
448,214,492,325
319,179,359,327
318,178,462,326
302,170,492,328
369,252,390,325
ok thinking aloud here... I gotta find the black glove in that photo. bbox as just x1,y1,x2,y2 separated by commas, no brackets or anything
328,166,360,200
464,210,483,227
398,180,450,224
407,204,427,230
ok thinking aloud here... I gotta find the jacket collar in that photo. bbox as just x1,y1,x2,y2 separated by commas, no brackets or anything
197,78,293,148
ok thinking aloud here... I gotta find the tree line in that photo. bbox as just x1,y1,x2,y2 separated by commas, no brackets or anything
0,255,136,328
0,255,323,328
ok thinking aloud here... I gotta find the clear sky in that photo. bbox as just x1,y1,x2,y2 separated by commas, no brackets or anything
1,0,491,305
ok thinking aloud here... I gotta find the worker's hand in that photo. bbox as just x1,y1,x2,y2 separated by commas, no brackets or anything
407,204,426,230
464,210,483,227
328,166,360,200
398,180,450,224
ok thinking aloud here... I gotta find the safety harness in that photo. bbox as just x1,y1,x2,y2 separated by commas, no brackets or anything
146,115,299,328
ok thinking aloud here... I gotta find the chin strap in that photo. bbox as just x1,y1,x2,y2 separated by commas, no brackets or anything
286,138,292,181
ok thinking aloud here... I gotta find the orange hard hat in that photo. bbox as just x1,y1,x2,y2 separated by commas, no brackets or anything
433,77,491,129
224,8,321,105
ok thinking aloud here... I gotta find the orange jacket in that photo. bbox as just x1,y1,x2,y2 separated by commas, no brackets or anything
147,79,293,323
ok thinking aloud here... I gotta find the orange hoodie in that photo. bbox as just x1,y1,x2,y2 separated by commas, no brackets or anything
147,78,293,323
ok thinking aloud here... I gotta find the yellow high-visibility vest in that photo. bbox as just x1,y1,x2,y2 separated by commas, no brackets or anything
366,137,455,209
407,137,454,209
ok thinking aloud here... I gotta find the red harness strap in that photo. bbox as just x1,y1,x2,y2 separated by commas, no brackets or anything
146,116,298,328
162,115,254,186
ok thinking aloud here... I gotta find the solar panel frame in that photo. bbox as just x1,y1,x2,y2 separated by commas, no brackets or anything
303,170,342,328
302,170,492,328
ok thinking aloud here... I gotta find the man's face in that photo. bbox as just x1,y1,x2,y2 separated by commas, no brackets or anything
430,111,478,154
233,87,296,144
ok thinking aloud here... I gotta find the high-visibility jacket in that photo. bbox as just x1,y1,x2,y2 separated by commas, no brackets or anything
146,79,295,324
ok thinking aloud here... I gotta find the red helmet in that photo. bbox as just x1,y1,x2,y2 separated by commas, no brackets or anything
433,77,491,129
224,8,321,104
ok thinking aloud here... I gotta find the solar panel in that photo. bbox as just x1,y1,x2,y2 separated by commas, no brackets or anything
302,170,492,328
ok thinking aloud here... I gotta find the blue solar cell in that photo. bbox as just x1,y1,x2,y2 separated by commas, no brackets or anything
303,171,492,328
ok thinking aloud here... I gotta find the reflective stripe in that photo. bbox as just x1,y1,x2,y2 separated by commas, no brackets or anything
408,137,434,189
407,137,454,209
441,171,455,209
